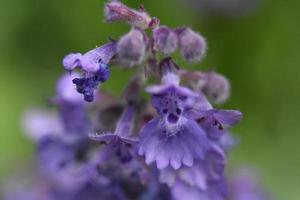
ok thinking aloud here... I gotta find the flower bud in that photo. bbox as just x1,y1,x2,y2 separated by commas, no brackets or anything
117,28,147,67
200,72,230,104
153,26,178,54
105,1,156,29
177,27,207,63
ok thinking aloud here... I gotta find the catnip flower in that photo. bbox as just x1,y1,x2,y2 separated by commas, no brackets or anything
63,42,117,102
6,1,273,200
138,58,209,169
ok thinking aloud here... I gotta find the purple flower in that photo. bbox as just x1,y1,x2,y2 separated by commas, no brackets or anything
153,26,178,54
138,59,209,169
105,1,159,29
11,1,252,199
63,42,116,102
176,27,207,63
117,28,148,67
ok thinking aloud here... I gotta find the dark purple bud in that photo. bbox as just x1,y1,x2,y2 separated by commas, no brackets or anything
153,26,178,54
117,28,147,67
105,1,155,29
200,72,230,104
177,27,207,63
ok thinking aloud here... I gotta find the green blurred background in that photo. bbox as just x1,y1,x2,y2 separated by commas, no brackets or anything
0,0,299,199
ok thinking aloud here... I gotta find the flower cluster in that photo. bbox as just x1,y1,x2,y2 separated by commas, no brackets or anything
3,1,271,200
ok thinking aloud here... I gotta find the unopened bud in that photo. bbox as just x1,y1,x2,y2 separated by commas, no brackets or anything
153,26,178,54
117,28,147,67
200,72,230,104
105,1,157,29
177,27,207,63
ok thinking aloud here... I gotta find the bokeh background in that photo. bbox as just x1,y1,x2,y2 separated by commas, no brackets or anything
0,0,299,199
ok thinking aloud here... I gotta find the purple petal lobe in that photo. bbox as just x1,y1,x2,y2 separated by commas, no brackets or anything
63,53,82,71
